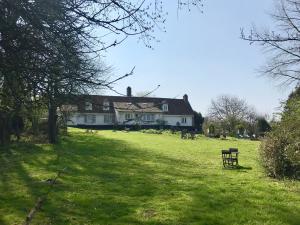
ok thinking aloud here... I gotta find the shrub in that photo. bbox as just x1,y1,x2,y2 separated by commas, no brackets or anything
162,129,180,135
260,90,300,179
260,129,299,179
140,129,162,134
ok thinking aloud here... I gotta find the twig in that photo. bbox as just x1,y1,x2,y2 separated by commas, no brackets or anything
23,168,66,225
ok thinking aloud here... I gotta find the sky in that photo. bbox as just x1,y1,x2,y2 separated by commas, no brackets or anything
103,0,293,117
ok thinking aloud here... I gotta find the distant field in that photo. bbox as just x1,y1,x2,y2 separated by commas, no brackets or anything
0,128,299,225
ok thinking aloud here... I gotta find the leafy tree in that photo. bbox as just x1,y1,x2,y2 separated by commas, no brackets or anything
202,118,222,137
260,87,300,179
193,111,204,132
242,0,299,179
0,0,203,144
256,117,271,136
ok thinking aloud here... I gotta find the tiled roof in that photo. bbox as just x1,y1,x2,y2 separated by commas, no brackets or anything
113,102,163,113
68,95,194,115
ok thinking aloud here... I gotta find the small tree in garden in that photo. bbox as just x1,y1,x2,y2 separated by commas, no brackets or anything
202,118,222,137
236,124,245,136
260,87,300,179
193,111,204,132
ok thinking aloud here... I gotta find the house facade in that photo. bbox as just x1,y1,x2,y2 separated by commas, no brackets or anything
64,87,194,129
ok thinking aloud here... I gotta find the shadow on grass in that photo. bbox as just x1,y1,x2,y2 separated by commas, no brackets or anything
0,142,66,224
223,165,253,171
1,132,300,225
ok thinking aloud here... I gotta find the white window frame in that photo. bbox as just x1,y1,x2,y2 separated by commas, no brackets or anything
103,100,110,111
125,113,132,120
143,114,155,122
84,114,96,124
104,114,113,124
85,102,92,111
181,117,187,124
162,104,168,112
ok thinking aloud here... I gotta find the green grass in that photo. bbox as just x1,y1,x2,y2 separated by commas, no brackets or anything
0,129,299,225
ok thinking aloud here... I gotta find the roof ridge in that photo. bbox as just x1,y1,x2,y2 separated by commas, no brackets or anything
78,94,182,101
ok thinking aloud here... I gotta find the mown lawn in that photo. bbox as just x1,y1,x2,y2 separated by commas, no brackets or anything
0,129,299,225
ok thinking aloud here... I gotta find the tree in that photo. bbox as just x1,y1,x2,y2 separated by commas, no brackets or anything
0,0,203,144
241,0,300,179
207,95,255,135
0,0,104,143
260,86,300,179
256,117,271,136
241,0,300,86
193,111,204,132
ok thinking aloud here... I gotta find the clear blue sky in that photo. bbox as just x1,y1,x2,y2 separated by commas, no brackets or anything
103,0,293,116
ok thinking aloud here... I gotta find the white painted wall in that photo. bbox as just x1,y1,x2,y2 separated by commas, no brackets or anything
116,112,162,125
67,113,115,126
67,112,193,127
162,115,193,127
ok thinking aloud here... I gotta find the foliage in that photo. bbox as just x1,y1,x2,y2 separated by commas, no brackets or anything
0,0,202,144
206,95,271,138
140,129,163,134
140,129,182,136
193,111,204,132
256,117,271,136
202,118,222,137
0,129,299,224
260,88,300,179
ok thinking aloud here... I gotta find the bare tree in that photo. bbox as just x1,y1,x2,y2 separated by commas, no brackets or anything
135,91,156,97
135,85,161,97
208,95,256,135
241,0,300,86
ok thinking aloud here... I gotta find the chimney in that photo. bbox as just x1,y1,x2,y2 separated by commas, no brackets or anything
183,94,188,102
127,86,132,97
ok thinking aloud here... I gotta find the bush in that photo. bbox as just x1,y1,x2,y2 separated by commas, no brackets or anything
260,130,299,179
260,91,300,179
162,129,180,135
140,129,162,134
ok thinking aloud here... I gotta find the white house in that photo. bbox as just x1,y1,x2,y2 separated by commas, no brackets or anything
64,87,194,128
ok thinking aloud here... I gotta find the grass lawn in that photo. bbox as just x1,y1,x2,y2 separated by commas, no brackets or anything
0,128,299,225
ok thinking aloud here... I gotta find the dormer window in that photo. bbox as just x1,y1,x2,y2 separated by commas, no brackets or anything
85,102,92,111
162,103,168,112
103,99,109,111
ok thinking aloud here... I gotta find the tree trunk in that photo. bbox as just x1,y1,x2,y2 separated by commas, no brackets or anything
31,116,39,136
48,100,58,144
0,112,11,145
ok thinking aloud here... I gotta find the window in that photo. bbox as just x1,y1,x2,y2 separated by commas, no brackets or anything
143,114,155,121
104,114,113,123
85,102,92,111
162,104,168,112
103,100,110,111
61,104,78,112
84,115,96,124
125,113,132,120
181,117,187,124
